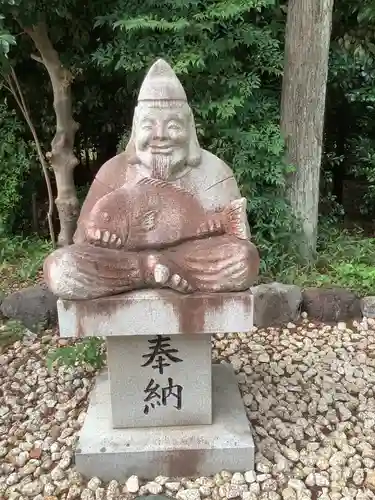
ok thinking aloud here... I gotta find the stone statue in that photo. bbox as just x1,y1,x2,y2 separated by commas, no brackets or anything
43,59,260,300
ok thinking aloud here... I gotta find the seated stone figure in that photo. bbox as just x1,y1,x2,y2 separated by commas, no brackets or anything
44,59,260,300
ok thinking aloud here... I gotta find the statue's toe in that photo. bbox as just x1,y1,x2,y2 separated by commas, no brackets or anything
154,264,170,284
170,274,193,293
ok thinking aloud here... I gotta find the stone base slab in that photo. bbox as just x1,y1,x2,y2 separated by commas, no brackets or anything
57,289,253,337
75,364,255,480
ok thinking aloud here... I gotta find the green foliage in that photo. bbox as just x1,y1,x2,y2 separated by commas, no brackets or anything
93,0,295,275
47,337,105,371
0,319,25,350
0,231,51,291
324,0,375,216
282,223,375,296
0,101,39,233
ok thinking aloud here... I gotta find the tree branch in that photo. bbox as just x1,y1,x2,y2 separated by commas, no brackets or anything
30,53,43,64
20,21,80,246
4,69,56,246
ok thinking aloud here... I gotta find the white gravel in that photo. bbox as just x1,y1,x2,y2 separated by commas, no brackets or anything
2,314,375,499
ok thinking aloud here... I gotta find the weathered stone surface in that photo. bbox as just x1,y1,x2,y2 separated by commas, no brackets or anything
57,289,254,338
302,287,361,322
107,334,212,428
0,284,57,332
75,364,254,480
361,296,375,318
251,282,302,327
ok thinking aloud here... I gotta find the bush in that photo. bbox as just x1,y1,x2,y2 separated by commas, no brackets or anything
93,0,297,276
282,222,375,296
0,231,52,291
47,337,106,371
0,100,40,234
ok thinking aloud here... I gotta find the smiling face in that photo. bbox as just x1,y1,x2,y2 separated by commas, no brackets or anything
134,105,190,180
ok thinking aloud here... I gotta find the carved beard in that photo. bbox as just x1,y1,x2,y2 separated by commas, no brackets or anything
151,154,172,180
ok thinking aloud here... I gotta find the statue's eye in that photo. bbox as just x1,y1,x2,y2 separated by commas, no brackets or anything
168,122,182,131
103,212,111,222
141,122,153,131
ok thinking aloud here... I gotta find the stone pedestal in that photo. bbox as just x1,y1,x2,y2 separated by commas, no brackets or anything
75,364,254,481
57,290,255,479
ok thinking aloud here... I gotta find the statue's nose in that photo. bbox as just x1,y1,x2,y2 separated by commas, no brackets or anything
153,122,167,140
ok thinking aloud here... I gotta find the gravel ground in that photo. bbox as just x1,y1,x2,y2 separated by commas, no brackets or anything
1,314,375,500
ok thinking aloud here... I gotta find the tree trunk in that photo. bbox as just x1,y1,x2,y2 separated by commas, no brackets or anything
23,22,80,246
280,0,334,262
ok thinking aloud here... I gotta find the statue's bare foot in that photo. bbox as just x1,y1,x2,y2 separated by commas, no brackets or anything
87,227,122,248
151,261,193,293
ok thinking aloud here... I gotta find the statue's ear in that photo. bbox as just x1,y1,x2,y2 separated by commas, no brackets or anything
187,108,202,167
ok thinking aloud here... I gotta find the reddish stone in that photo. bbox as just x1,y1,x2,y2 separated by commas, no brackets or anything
29,447,42,459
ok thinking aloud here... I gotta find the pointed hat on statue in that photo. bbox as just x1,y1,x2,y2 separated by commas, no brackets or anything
138,59,187,103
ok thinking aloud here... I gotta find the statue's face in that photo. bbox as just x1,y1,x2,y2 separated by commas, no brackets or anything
134,106,190,179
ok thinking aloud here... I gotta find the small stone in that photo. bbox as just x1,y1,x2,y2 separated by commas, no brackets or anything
15,451,29,467
283,447,299,462
244,471,257,483
6,472,19,486
329,451,347,467
231,472,246,485
221,470,232,481
256,462,271,474
214,473,224,486
274,453,289,473
262,479,277,492
50,466,65,481
106,479,119,498
44,483,56,496
95,488,105,500
88,477,102,492
126,475,139,493
59,453,72,470
315,473,329,487
199,486,212,497
259,353,270,363
241,493,255,500
316,457,329,470
305,473,315,487
337,404,352,421
353,469,364,486
166,482,181,492
257,474,271,482
249,483,261,495
29,447,42,459
55,409,66,422
155,476,169,485
67,485,82,499
281,487,296,500
287,479,305,492
20,480,44,496
177,489,201,500
365,471,375,491
82,489,95,500
146,481,163,494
